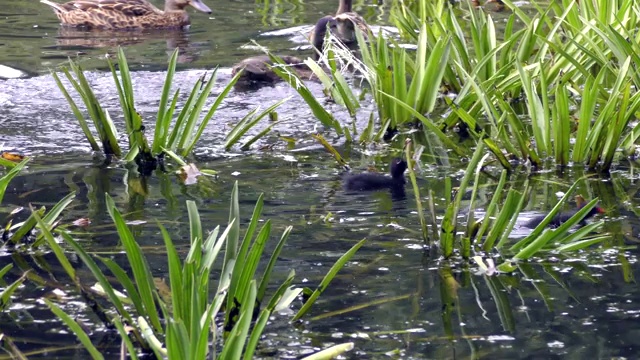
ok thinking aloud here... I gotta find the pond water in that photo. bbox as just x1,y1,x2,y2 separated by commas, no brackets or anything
2,0,640,359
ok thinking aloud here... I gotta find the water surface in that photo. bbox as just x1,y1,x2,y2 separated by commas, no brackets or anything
1,0,639,358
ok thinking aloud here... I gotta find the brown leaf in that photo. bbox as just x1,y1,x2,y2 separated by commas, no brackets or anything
177,163,202,185
1,152,25,162
72,218,91,227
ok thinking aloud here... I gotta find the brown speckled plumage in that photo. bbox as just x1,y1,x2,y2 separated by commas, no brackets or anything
308,0,369,47
41,0,212,30
334,12,369,43
232,16,336,87
232,55,314,84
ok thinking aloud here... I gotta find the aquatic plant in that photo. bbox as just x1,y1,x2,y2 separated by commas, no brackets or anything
52,62,122,157
439,0,640,171
275,0,640,172
429,138,608,263
0,158,76,247
0,161,30,320
0,158,28,205
39,181,361,359
268,52,349,140
53,48,286,174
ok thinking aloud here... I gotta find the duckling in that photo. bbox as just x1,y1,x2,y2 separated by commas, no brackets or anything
523,195,605,229
232,16,336,86
344,158,407,192
40,0,212,30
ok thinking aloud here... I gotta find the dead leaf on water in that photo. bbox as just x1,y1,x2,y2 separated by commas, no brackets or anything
1,151,25,162
154,277,172,305
177,163,202,185
71,218,91,227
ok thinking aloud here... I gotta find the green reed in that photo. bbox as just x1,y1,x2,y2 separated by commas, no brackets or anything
38,182,360,359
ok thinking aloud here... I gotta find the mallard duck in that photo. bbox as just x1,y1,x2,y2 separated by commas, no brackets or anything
40,0,212,30
306,0,369,48
232,16,336,86
333,0,370,43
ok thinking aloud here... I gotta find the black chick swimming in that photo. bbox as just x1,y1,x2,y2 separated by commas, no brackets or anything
523,198,605,229
344,158,408,193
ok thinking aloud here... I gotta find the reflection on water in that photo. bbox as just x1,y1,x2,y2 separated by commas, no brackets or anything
0,153,638,358
52,27,199,63
0,0,389,73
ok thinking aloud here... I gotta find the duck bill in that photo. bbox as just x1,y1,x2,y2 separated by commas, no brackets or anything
596,207,606,214
189,0,212,14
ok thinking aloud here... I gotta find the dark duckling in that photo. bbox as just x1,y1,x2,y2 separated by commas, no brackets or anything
523,195,605,229
232,16,336,86
344,158,408,192
41,0,212,30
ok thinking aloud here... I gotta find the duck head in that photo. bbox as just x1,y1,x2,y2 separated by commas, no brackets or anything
310,15,338,60
166,0,212,13
390,158,408,179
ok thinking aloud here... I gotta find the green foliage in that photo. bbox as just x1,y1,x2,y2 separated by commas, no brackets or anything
4,192,75,247
356,23,451,131
44,299,104,360
41,182,361,358
0,264,27,312
224,97,290,151
0,158,29,205
54,48,288,169
269,53,346,138
419,137,608,262
52,62,121,156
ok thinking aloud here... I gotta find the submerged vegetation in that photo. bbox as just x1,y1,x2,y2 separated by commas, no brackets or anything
2,0,638,357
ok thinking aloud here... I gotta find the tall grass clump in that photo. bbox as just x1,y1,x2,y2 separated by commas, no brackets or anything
280,0,640,172
415,136,608,263
53,48,286,174
41,182,362,359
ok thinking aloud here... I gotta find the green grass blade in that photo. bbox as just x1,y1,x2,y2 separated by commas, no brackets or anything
293,238,366,321
257,225,292,301
0,158,29,205
153,48,179,153
44,299,105,360
105,194,161,332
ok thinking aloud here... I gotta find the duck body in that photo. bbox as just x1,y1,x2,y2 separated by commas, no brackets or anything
310,0,370,47
232,16,336,87
334,13,369,44
344,158,407,192
231,55,314,85
41,0,212,30
523,203,605,229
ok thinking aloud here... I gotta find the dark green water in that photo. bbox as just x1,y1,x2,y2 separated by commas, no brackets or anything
1,0,640,358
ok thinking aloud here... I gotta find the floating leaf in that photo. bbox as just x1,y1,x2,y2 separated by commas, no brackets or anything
177,163,202,185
